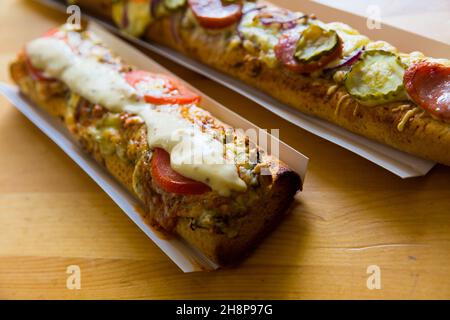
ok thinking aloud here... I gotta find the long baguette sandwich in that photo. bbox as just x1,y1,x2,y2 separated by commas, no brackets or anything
9,24,301,266
68,0,450,165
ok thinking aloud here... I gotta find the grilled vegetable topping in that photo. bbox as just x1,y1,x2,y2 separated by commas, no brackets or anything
344,50,408,106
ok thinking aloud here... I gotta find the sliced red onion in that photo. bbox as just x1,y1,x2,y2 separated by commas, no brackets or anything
260,12,306,30
326,47,364,71
242,5,267,15
237,6,302,40
236,5,267,41
280,20,299,30
260,13,305,25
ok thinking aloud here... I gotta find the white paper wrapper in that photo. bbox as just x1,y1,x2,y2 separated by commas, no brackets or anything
1,23,308,273
31,0,440,178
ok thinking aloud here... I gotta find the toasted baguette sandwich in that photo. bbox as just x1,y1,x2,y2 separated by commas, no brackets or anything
69,0,450,165
10,24,301,266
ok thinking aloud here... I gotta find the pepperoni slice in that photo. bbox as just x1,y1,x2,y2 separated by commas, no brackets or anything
151,148,211,195
274,30,342,74
404,62,450,122
188,0,243,29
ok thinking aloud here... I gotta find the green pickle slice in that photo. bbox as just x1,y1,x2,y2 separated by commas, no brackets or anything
295,24,339,63
344,50,408,106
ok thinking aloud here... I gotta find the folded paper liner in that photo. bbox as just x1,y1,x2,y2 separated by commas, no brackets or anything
34,0,440,178
0,23,309,272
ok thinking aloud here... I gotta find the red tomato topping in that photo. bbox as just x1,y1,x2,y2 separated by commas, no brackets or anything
125,70,201,105
274,31,342,74
404,62,450,122
188,0,243,29
151,148,211,195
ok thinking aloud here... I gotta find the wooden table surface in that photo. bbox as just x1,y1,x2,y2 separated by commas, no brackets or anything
1,0,450,300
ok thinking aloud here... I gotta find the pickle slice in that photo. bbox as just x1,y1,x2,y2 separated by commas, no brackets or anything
295,24,339,63
344,50,408,106
164,0,186,10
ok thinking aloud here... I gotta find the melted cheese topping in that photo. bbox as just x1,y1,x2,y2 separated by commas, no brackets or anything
26,37,246,196
137,108,246,193
238,7,280,67
27,38,136,111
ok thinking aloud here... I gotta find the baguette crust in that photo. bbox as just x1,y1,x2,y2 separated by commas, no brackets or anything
10,33,301,266
73,0,450,165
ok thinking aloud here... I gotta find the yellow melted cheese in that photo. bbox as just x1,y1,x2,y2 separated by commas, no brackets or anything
26,37,246,196
238,4,289,67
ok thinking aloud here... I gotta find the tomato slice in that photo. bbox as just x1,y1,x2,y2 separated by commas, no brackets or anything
151,148,211,195
404,62,450,122
275,31,342,74
188,0,243,29
125,70,200,105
